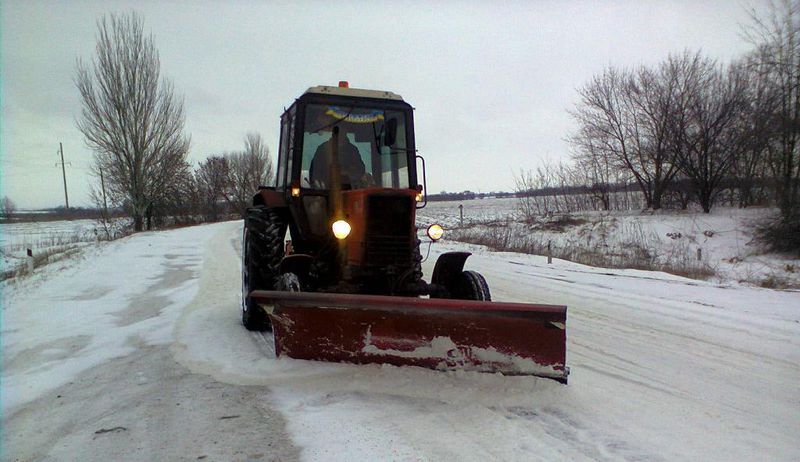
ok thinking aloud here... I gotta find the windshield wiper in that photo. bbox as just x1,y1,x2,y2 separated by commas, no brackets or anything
385,147,418,154
313,106,354,133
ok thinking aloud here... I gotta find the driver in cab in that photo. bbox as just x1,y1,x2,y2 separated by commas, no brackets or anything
309,127,366,189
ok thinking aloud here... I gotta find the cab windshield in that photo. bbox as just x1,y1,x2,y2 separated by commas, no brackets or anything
300,104,410,190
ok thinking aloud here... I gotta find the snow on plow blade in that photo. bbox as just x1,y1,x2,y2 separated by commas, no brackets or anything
251,290,569,383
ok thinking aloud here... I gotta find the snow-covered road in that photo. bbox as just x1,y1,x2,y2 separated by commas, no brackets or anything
2,221,798,461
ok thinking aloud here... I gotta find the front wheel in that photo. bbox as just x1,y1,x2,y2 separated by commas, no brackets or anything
276,272,301,292
453,270,491,301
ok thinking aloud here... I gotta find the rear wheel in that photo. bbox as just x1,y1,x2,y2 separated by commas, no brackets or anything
453,270,491,301
242,206,288,331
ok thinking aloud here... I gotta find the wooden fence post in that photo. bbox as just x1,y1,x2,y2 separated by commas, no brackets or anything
26,248,34,272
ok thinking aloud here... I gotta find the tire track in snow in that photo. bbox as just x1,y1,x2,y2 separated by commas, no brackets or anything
503,263,797,343
502,406,664,462
488,261,798,372
447,246,800,458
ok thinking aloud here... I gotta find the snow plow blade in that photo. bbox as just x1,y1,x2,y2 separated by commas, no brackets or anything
251,290,569,383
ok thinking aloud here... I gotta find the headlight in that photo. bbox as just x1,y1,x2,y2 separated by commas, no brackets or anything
427,224,444,241
332,220,351,239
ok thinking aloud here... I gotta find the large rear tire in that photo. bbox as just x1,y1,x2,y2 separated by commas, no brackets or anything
242,206,287,331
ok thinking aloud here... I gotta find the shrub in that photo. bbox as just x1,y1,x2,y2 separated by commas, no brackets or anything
755,212,800,256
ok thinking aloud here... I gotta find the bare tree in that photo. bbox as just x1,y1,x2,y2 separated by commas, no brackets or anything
173,164,203,223
627,55,691,209
76,12,190,231
571,53,733,211
88,182,113,240
734,53,778,207
148,161,195,227
196,156,231,222
224,133,274,217
743,0,800,219
571,66,682,210
669,58,748,213
571,69,642,204
514,162,558,218
571,128,615,211
1,196,16,218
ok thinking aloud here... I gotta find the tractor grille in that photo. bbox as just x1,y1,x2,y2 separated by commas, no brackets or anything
364,195,413,267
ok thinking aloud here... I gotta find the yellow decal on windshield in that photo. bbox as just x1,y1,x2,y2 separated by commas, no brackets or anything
326,107,385,124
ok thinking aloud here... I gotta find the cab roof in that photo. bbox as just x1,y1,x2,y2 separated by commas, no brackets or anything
303,85,404,101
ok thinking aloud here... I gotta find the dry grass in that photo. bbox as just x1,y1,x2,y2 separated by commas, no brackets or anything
755,272,798,290
1,220,133,282
448,218,716,281
3,233,90,253
527,215,588,232
1,244,86,282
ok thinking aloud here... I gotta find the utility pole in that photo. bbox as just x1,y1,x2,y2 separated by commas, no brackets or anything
56,142,70,210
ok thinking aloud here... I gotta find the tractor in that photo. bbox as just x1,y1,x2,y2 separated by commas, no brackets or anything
241,82,568,383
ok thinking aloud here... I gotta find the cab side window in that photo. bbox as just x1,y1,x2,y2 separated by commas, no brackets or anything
276,113,289,189
286,108,296,186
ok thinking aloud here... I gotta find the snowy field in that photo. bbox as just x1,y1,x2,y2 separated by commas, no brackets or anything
2,220,798,461
419,198,800,287
0,219,104,277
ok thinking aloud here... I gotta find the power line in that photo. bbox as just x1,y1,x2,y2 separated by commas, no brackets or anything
3,159,92,170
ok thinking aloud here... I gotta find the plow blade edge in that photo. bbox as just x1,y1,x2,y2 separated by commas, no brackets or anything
251,290,568,383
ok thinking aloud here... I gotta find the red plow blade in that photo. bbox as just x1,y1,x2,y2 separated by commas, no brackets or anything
251,290,569,383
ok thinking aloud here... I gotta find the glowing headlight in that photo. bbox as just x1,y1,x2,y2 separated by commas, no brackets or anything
427,224,444,241
332,220,351,239
415,192,424,202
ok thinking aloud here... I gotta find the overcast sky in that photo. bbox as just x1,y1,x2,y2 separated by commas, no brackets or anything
1,0,767,209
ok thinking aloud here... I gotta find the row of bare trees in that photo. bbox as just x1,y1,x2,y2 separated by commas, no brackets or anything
514,161,643,218
569,51,764,214
514,1,799,228
76,12,272,232
193,133,274,222
89,133,272,230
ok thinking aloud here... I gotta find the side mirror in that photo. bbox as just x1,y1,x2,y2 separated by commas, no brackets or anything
384,118,398,147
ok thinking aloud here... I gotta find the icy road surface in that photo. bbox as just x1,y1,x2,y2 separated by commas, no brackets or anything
2,221,799,461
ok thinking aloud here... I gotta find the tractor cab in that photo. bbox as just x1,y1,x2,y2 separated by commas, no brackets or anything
259,82,427,295
276,83,419,195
